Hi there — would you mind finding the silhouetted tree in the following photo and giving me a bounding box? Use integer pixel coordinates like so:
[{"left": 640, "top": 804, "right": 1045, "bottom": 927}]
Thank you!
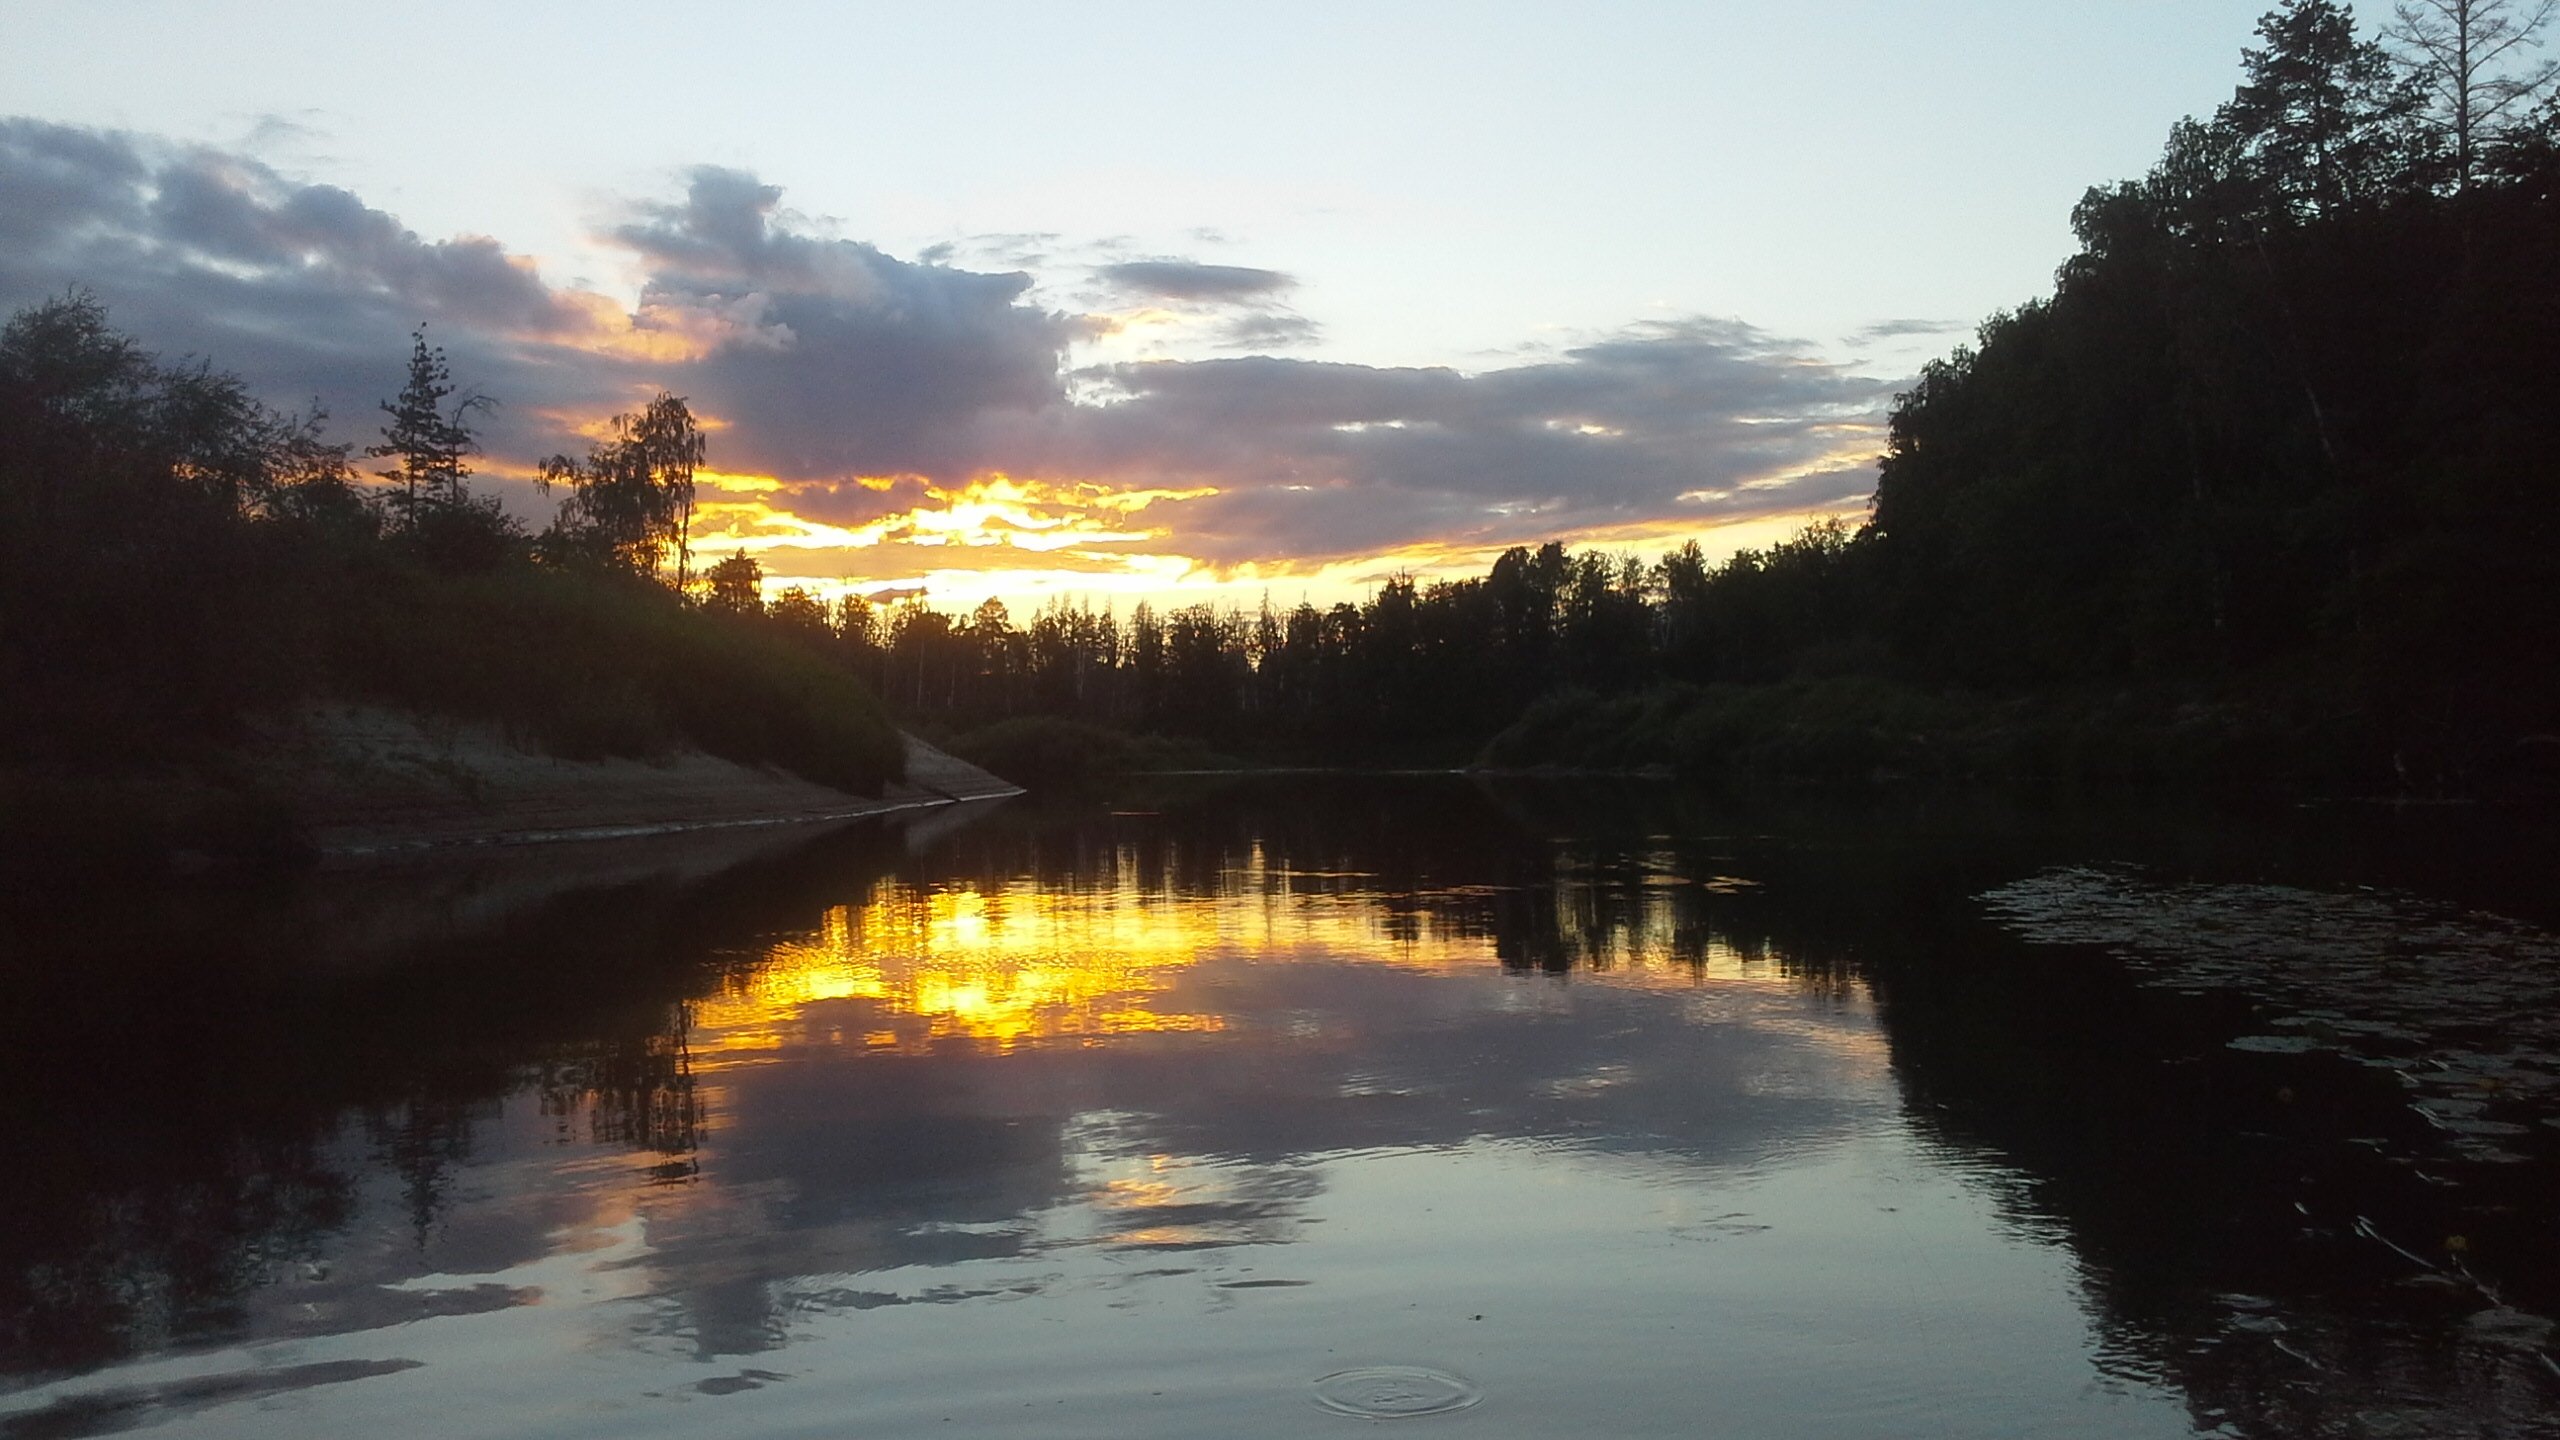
[
  {"left": 2226, "top": 0, "right": 2418, "bottom": 218},
  {"left": 536, "top": 393, "right": 704, "bottom": 581},
  {"left": 2386, "top": 0, "right": 2560, "bottom": 187},
  {"left": 704, "top": 549, "right": 763, "bottom": 618},
  {"left": 769, "top": 585, "right": 831, "bottom": 647},
  {"left": 368, "top": 328, "right": 519, "bottom": 571},
  {"left": 0, "top": 293, "right": 373, "bottom": 752},
  {"left": 888, "top": 598, "right": 959, "bottom": 711}
]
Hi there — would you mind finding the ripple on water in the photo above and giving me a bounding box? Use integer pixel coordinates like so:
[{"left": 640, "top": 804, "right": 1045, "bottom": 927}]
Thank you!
[{"left": 1312, "top": 1366, "right": 1484, "bottom": 1419}]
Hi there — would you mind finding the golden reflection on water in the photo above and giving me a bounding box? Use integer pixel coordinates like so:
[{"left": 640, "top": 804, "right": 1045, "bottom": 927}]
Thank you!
[{"left": 687, "top": 845, "right": 1845, "bottom": 1063}]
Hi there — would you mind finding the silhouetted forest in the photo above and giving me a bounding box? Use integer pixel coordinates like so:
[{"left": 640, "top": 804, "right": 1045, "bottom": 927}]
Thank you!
[
  {"left": 0, "top": 298, "right": 905, "bottom": 805},
  {"left": 7, "top": 1, "right": 2554, "bottom": 812},
  {"left": 1866, "top": 0, "right": 2560, "bottom": 775},
  {"left": 829, "top": 0, "right": 2556, "bottom": 790}
]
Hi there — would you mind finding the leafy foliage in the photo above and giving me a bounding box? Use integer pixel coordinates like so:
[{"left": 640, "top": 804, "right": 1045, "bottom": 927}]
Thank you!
[
  {"left": 1, "top": 292, "right": 371, "bottom": 754},
  {"left": 0, "top": 296, "right": 902, "bottom": 797},
  {"left": 535, "top": 393, "right": 704, "bottom": 580}
]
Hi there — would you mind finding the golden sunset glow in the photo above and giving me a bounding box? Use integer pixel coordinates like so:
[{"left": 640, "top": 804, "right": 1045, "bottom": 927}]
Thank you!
[
  {"left": 680, "top": 472, "right": 1210, "bottom": 591},
  {"left": 681, "top": 847, "right": 1868, "bottom": 1070},
  {"left": 715, "top": 495, "right": 1882, "bottom": 618},
  {"left": 688, "top": 877, "right": 1232, "bottom": 1056},
  {"left": 502, "top": 331, "right": 1883, "bottom": 617}
]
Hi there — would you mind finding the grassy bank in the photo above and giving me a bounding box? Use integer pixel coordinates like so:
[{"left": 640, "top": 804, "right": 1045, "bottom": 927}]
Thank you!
[{"left": 338, "top": 567, "right": 905, "bottom": 796}]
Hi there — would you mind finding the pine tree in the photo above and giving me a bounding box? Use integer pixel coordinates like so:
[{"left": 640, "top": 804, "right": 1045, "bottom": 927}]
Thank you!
[
  {"left": 367, "top": 328, "right": 479, "bottom": 531},
  {"left": 2224, "top": 0, "right": 2415, "bottom": 218}
]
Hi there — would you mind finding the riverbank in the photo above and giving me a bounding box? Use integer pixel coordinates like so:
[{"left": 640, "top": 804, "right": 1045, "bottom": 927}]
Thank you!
[
  {"left": 1, "top": 705, "right": 1021, "bottom": 876},
  {"left": 276, "top": 706, "right": 1021, "bottom": 856}
]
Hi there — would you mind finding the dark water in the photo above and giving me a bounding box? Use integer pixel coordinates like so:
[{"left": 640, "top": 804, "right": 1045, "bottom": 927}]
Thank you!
[{"left": 3, "top": 778, "right": 2557, "bottom": 1438}]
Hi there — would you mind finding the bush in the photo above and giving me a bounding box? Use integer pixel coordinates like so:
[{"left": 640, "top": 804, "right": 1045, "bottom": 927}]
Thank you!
[
  {"left": 947, "top": 716, "right": 1140, "bottom": 791},
  {"left": 335, "top": 567, "right": 906, "bottom": 795}
]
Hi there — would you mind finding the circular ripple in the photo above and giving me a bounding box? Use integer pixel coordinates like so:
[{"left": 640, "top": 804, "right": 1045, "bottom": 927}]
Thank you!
[{"left": 1311, "top": 1366, "right": 1483, "bottom": 1419}]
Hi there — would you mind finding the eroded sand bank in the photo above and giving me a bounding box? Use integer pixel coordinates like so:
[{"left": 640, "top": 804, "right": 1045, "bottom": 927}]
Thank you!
[{"left": 253, "top": 706, "right": 1018, "bottom": 856}]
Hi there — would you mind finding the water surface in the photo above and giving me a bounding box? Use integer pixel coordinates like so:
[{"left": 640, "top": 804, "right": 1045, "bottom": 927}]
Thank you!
[{"left": 4, "top": 779, "right": 2556, "bottom": 1438}]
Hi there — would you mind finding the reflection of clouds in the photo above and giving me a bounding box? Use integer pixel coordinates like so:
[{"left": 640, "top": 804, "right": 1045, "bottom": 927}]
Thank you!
[
  {"left": 1073, "top": 1137, "right": 1324, "bottom": 1254},
  {"left": 4, "top": 787, "right": 1890, "bottom": 1380},
  {"left": 593, "top": 838, "right": 1889, "bottom": 1355},
  {"left": 22, "top": 785, "right": 2550, "bottom": 1437}
]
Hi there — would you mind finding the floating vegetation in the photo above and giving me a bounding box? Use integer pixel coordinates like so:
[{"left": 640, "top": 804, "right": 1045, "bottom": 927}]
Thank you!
[{"left": 1981, "top": 868, "right": 2560, "bottom": 1164}]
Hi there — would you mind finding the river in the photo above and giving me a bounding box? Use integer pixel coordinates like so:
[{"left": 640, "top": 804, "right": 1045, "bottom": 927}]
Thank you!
[{"left": 4, "top": 777, "right": 2556, "bottom": 1438}]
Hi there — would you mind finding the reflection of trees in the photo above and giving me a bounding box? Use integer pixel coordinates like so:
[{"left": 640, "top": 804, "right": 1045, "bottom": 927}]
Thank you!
[
  {"left": 539, "top": 1004, "right": 703, "bottom": 1179},
  {"left": 19, "top": 778, "right": 2554, "bottom": 1436},
  {"left": 1, "top": 820, "right": 907, "bottom": 1377},
  {"left": 1871, "top": 908, "right": 2560, "bottom": 1439},
  {"left": 909, "top": 779, "right": 2560, "bottom": 1438},
  {"left": 1678, "top": 788, "right": 2560, "bottom": 1440},
  {"left": 919, "top": 776, "right": 1862, "bottom": 992},
  {"left": 363, "top": 1096, "right": 490, "bottom": 1250},
  {"left": 0, "top": 1133, "right": 349, "bottom": 1376}
]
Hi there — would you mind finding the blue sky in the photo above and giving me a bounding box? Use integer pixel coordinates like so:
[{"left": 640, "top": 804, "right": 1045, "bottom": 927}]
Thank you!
[{"left": 0, "top": 1, "right": 2403, "bottom": 608}]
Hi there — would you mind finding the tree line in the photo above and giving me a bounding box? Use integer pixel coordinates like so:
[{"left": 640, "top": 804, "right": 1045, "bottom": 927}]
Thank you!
[
  {"left": 709, "top": 0, "right": 2554, "bottom": 784},
  {"left": 10, "top": 0, "right": 2553, "bottom": 796},
  {"left": 701, "top": 525, "right": 1856, "bottom": 764},
  {"left": 1859, "top": 0, "right": 2560, "bottom": 775},
  {"left": 0, "top": 297, "right": 903, "bottom": 794}
]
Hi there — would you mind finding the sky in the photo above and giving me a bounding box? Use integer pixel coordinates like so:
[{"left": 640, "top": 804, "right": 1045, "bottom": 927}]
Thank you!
[{"left": 0, "top": 1, "right": 2398, "bottom": 614}]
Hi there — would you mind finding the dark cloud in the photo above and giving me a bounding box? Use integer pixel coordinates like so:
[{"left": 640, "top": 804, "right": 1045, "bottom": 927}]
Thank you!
[
  {"left": 0, "top": 132, "right": 1085, "bottom": 496},
  {"left": 1095, "top": 260, "right": 1295, "bottom": 304},
  {"left": 1841, "top": 317, "right": 1966, "bottom": 346},
  {"left": 972, "top": 318, "right": 1890, "bottom": 564},
  {"left": 613, "top": 166, "right": 1085, "bottom": 479},
  {"left": 1, "top": 121, "right": 1888, "bottom": 570},
  {"left": 0, "top": 120, "right": 149, "bottom": 247},
  {"left": 0, "top": 117, "right": 604, "bottom": 474},
  {"left": 1216, "top": 312, "right": 1322, "bottom": 351},
  {"left": 1087, "top": 257, "right": 1317, "bottom": 357},
  {"left": 725, "top": 473, "right": 938, "bottom": 530}
]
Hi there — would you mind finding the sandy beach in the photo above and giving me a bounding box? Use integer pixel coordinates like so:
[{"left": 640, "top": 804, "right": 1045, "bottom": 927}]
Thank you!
[{"left": 254, "top": 705, "right": 1019, "bottom": 857}]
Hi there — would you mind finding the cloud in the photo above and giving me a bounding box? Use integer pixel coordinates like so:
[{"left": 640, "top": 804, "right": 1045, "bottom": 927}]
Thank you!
[
  {"left": 0, "top": 120, "right": 148, "bottom": 248},
  {"left": 1215, "top": 312, "right": 1323, "bottom": 351},
  {"left": 1095, "top": 260, "right": 1295, "bottom": 304},
  {"left": 919, "top": 231, "right": 1062, "bottom": 271},
  {"left": 0, "top": 120, "right": 1891, "bottom": 582},
  {"left": 0, "top": 128, "right": 1081, "bottom": 488},
  {"left": 972, "top": 318, "right": 1890, "bottom": 565},
  {"left": 1085, "top": 256, "right": 1319, "bottom": 355},
  {"left": 610, "top": 166, "right": 1087, "bottom": 480},
  {"left": 0, "top": 117, "right": 605, "bottom": 468},
  {"left": 1840, "top": 317, "right": 1967, "bottom": 347}
]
